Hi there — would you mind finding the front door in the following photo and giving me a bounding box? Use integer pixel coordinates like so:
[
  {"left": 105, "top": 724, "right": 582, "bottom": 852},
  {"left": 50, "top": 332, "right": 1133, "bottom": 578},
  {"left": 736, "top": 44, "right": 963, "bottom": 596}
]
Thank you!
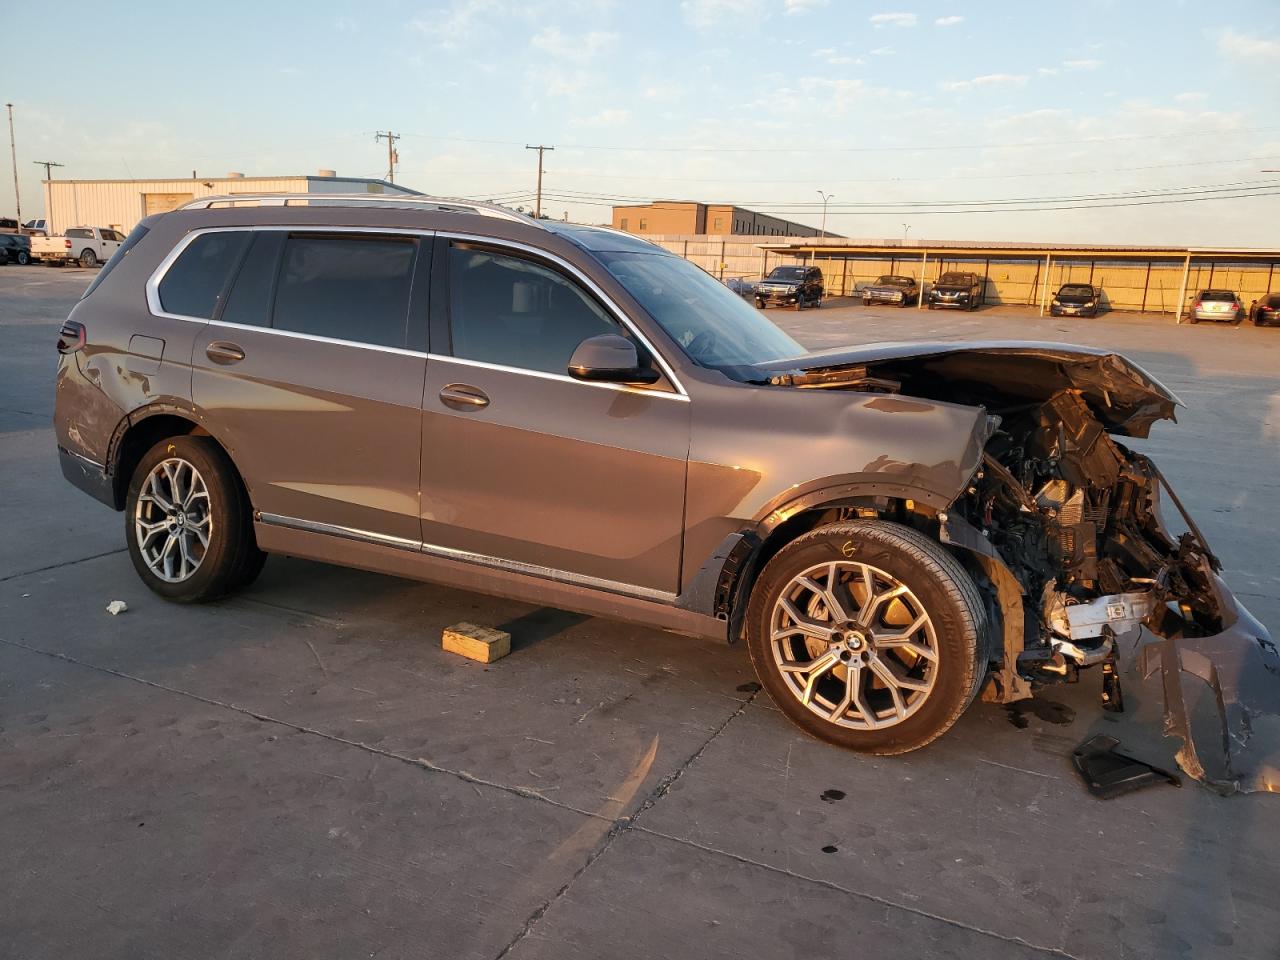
[
  {"left": 420, "top": 239, "right": 689, "bottom": 595},
  {"left": 179, "top": 228, "right": 429, "bottom": 543}
]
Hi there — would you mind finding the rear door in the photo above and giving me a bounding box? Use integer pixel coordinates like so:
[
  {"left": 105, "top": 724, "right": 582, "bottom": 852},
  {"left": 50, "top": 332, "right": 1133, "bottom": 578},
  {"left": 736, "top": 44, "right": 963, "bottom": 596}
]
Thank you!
[
  {"left": 176, "top": 228, "right": 429, "bottom": 543},
  {"left": 420, "top": 238, "right": 690, "bottom": 595}
]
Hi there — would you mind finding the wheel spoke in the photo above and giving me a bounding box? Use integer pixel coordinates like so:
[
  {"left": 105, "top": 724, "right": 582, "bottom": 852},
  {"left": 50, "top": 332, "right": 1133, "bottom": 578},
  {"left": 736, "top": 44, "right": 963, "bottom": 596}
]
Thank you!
[
  {"left": 868, "top": 657, "right": 908, "bottom": 718},
  {"left": 798, "top": 649, "right": 841, "bottom": 705},
  {"left": 875, "top": 613, "right": 932, "bottom": 649},
  {"left": 871, "top": 655, "right": 930, "bottom": 693},
  {"left": 858, "top": 582, "right": 909, "bottom": 627},
  {"left": 143, "top": 474, "right": 174, "bottom": 512},
  {"left": 774, "top": 596, "right": 835, "bottom": 642},
  {"left": 845, "top": 665, "right": 879, "bottom": 727},
  {"left": 136, "top": 518, "right": 168, "bottom": 548}
]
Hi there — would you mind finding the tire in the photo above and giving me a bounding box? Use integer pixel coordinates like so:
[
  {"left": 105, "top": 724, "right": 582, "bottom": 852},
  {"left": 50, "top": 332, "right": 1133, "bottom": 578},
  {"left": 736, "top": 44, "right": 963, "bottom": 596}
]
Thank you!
[
  {"left": 863, "top": 298, "right": 871, "bottom": 307},
  {"left": 79, "top": 249, "right": 97, "bottom": 268},
  {"left": 756, "top": 300, "right": 765, "bottom": 310},
  {"left": 745, "top": 520, "right": 989, "bottom": 755},
  {"left": 16, "top": 250, "right": 28, "bottom": 265},
  {"left": 125, "top": 435, "right": 265, "bottom": 603},
  {"left": 927, "top": 303, "right": 935, "bottom": 310}
]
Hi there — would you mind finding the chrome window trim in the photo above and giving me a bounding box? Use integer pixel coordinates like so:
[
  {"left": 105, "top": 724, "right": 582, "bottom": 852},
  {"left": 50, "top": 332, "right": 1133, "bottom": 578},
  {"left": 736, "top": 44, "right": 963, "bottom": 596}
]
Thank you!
[
  {"left": 179, "top": 192, "right": 540, "bottom": 228},
  {"left": 437, "top": 230, "right": 688, "bottom": 398},
  {"left": 256, "top": 511, "right": 677, "bottom": 604},
  {"left": 426, "top": 352, "right": 689, "bottom": 402}
]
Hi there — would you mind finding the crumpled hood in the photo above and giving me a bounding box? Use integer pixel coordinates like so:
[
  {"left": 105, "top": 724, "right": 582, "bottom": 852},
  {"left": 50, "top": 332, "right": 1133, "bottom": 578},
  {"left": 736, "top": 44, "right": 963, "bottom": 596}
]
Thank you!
[{"left": 755, "top": 340, "right": 1182, "bottom": 438}]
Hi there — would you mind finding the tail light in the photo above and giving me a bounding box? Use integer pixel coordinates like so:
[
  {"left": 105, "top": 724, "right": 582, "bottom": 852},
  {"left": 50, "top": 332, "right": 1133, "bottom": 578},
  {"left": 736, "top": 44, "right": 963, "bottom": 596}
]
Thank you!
[
  {"left": 57, "top": 320, "right": 86, "bottom": 354},
  {"left": 63, "top": 239, "right": 72, "bottom": 249},
  {"left": 1193, "top": 301, "right": 1202, "bottom": 310}
]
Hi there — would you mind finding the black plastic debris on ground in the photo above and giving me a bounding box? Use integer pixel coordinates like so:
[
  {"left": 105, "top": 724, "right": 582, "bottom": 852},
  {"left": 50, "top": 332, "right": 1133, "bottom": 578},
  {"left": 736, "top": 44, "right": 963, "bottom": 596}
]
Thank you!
[{"left": 1072, "top": 734, "right": 1180, "bottom": 799}]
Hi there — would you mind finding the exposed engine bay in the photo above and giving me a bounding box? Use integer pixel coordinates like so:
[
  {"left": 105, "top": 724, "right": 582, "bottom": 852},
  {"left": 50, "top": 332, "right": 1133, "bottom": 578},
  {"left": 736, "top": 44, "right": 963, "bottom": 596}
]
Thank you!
[{"left": 763, "top": 342, "right": 1280, "bottom": 792}]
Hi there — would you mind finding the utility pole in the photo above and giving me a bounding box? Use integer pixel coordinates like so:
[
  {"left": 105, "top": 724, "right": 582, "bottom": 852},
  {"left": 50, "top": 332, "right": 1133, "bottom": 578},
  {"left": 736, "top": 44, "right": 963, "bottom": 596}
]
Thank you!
[
  {"left": 5, "top": 104, "right": 19, "bottom": 224},
  {"left": 902, "top": 223, "right": 911, "bottom": 241},
  {"left": 375, "top": 131, "right": 400, "bottom": 183},
  {"left": 816, "top": 190, "right": 834, "bottom": 239},
  {"left": 526, "top": 144, "right": 554, "bottom": 219},
  {"left": 33, "top": 159, "right": 64, "bottom": 181}
]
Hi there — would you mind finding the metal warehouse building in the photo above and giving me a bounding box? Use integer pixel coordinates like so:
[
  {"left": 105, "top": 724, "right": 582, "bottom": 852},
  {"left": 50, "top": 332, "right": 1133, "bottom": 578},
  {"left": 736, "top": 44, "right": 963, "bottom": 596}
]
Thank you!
[{"left": 40, "top": 171, "right": 418, "bottom": 236}]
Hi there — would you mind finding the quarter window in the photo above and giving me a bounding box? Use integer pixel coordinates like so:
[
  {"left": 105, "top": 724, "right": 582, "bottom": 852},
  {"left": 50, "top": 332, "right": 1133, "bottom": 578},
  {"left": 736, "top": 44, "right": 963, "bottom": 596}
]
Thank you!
[
  {"left": 447, "top": 244, "right": 617, "bottom": 375},
  {"left": 272, "top": 235, "right": 416, "bottom": 348},
  {"left": 157, "top": 231, "right": 251, "bottom": 319}
]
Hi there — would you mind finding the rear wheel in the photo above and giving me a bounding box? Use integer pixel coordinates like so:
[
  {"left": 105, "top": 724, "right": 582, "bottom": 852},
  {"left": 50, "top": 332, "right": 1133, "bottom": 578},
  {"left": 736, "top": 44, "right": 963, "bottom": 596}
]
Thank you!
[
  {"left": 125, "top": 435, "right": 265, "bottom": 603},
  {"left": 746, "top": 520, "right": 988, "bottom": 755},
  {"left": 79, "top": 249, "right": 97, "bottom": 268},
  {"left": 15, "top": 250, "right": 28, "bottom": 265}
]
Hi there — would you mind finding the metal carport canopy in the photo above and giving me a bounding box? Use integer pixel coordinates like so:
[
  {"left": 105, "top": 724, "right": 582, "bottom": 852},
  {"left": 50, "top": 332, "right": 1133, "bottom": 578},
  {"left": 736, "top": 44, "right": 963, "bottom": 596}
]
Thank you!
[{"left": 752, "top": 239, "right": 1280, "bottom": 261}]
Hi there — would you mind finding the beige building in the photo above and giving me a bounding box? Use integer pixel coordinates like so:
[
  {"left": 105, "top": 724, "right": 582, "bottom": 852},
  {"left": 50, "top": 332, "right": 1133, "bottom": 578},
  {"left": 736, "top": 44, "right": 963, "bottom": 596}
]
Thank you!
[
  {"left": 40, "top": 171, "right": 418, "bottom": 236},
  {"left": 611, "top": 201, "right": 828, "bottom": 238}
]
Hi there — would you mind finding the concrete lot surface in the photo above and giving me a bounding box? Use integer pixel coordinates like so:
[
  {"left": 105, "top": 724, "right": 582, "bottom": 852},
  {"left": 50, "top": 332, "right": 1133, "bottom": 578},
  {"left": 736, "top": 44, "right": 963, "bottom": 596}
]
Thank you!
[{"left": 3, "top": 265, "right": 1279, "bottom": 959}]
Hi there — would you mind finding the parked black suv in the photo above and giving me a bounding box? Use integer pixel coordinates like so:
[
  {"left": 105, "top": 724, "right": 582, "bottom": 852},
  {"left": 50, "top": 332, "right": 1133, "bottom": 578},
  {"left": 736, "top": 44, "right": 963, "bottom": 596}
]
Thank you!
[
  {"left": 927, "top": 271, "right": 984, "bottom": 311},
  {"left": 755, "top": 265, "right": 823, "bottom": 310}
]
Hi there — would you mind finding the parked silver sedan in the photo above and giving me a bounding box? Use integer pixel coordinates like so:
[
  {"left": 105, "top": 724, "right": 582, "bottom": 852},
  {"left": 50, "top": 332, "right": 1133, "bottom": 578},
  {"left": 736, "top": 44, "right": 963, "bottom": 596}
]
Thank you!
[{"left": 1190, "top": 289, "right": 1245, "bottom": 324}]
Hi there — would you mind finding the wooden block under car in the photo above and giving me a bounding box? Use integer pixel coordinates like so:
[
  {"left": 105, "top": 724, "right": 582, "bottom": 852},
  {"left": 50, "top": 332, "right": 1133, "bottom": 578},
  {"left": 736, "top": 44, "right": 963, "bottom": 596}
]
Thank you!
[{"left": 442, "top": 622, "right": 511, "bottom": 663}]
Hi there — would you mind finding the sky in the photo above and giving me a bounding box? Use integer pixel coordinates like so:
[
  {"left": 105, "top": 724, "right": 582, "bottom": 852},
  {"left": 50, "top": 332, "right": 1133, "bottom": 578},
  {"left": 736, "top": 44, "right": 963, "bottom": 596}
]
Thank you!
[{"left": 5, "top": 0, "right": 1280, "bottom": 245}]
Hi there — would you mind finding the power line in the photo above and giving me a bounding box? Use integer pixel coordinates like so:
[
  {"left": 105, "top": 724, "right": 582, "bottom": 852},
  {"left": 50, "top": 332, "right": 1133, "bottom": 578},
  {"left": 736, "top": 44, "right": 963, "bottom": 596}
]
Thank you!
[
  {"left": 33, "top": 158, "right": 64, "bottom": 181},
  {"left": 397, "top": 125, "right": 1280, "bottom": 155}
]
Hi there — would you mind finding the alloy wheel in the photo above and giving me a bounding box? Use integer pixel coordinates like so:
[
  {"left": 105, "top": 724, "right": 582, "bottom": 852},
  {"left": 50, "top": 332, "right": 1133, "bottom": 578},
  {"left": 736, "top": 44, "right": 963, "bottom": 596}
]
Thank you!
[
  {"left": 133, "top": 457, "right": 212, "bottom": 582},
  {"left": 769, "top": 560, "right": 939, "bottom": 730}
]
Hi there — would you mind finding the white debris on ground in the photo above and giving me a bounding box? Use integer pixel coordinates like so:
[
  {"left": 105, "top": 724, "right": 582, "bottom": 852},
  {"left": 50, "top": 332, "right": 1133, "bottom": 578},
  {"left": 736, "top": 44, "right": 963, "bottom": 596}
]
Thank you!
[{"left": 106, "top": 600, "right": 128, "bottom": 616}]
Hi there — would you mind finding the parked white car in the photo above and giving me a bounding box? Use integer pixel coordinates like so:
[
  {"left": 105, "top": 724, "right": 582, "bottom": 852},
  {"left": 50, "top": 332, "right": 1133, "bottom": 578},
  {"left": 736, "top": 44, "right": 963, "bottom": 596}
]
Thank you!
[
  {"left": 22, "top": 218, "right": 50, "bottom": 236},
  {"left": 31, "top": 226, "right": 125, "bottom": 267}
]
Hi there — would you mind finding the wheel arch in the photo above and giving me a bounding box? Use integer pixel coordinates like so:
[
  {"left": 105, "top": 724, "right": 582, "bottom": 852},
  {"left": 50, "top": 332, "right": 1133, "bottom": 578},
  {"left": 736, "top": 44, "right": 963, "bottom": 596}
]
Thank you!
[{"left": 106, "top": 403, "right": 232, "bottom": 510}]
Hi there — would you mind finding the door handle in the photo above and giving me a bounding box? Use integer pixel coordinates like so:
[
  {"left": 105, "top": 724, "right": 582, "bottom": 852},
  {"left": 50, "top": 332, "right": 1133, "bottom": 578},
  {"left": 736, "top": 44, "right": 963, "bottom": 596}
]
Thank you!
[
  {"left": 206, "top": 340, "right": 246, "bottom": 365},
  {"left": 439, "top": 383, "right": 490, "bottom": 410}
]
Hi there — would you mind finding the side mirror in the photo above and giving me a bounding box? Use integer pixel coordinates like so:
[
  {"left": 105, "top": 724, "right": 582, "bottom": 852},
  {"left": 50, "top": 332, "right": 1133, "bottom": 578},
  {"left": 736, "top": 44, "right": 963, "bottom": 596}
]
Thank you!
[{"left": 568, "top": 334, "right": 660, "bottom": 385}]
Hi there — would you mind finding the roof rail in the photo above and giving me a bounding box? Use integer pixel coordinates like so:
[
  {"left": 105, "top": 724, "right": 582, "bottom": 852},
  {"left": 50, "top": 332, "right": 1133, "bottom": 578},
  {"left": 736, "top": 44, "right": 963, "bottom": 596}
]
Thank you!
[{"left": 177, "top": 192, "right": 541, "bottom": 227}]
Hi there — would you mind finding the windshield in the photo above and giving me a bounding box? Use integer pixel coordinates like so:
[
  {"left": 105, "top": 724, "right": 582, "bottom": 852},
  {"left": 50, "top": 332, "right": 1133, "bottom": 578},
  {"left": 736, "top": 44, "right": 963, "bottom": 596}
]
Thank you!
[
  {"left": 877, "top": 276, "right": 912, "bottom": 286},
  {"left": 1059, "top": 285, "right": 1093, "bottom": 296},
  {"left": 765, "top": 267, "right": 806, "bottom": 281},
  {"left": 599, "top": 252, "right": 803, "bottom": 369},
  {"left": 937, "top": 272, "right": 971, "bottom": 285}
]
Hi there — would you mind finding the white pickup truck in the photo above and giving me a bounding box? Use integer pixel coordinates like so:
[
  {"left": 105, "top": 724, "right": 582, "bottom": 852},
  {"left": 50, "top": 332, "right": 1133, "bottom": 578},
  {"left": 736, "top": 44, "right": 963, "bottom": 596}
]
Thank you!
[{"left": 31, "top": 226, "right": 126, "bottom": 267}]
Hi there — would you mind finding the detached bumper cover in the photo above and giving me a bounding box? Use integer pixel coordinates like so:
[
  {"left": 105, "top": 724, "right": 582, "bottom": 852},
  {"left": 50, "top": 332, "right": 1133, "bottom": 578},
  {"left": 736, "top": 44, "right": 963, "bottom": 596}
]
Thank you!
[
  {"left": 58, "top": 445, "right": 115, "bottom": 508},
  {"left": 1137, "top": 576, "right": 1280, "bottom": 794}
]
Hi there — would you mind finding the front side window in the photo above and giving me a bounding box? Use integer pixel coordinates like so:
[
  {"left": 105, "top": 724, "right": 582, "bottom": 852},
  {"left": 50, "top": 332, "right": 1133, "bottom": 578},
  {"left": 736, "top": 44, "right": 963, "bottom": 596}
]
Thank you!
[
  {"left": 272, "top": 235, "right": 416, "bottom": 348},
  {"left": 157, "top": 231, "right": 250, "bottom": 319},
  {"left": 447, "top": 245, "right": 617, "bottom": 375},
  {"left": 600, "top": 251, "right": 802, "bottom": 371}
]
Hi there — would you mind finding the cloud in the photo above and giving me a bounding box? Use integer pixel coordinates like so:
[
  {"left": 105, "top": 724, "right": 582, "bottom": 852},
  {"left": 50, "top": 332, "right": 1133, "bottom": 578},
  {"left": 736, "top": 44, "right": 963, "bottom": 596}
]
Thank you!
[
  {"left": 870, "top": 46, "right": 894, "bottom": 56},
  {"left": 785, "top": 0, "right": 828, "bottom": 12},
  {"left": 869, "top": 11, "right": 917, "bottom": 27},
  {"left": 1218, "top": 28, "right": 1280, "bottom": 58},
  {"left": 812, "top": 46, "right": 862, "bottom": 65},
  {"left": 1063, "top": 58, "right": 1102, "bottom": 70},
  {"left": 530, "top": 26, "right": 618, "bottom": 61},
  {"left": 573, "top": 108, "right": 631, "bottom": 127},
  {"left": 941, "top": 73, "right": 1029, "bottom": 92},
  {"left": 1174, "top": 91, "right": 1208, "bottom": 103},
  {"left": 681, "top": 0, "right": 763, "bottom": 28},
  {"left": 934, "top": 15, "right": 963, "bottom": 26},
  {"left": 1037, "top": 67, "right": 1060, "bottom": 76}
]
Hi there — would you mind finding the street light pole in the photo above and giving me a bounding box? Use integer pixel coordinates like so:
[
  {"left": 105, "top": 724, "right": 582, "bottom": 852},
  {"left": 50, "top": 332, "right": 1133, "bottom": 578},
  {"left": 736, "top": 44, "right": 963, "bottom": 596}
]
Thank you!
[
  {"left": 5, "top": 104, "right": 20, "bottom": 226},
  {"left": 817, "top": 190, "right": 833, "bottom": 238},
  {"left": 902, "top": 223, "right": 911, "bottom": 241}
]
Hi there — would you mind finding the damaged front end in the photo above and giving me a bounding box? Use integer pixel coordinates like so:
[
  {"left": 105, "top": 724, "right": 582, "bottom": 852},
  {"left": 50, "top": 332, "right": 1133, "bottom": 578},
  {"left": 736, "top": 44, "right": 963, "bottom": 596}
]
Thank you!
[{"left": 773, "top": 342, "right": 1280, "bottom": 792}]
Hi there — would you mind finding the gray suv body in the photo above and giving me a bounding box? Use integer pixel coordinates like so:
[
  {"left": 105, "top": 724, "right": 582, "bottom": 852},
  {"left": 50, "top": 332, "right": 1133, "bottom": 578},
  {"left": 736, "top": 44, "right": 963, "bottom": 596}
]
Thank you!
[{"left": 52, "top": 195, "right": 1276, "bottom": 778}]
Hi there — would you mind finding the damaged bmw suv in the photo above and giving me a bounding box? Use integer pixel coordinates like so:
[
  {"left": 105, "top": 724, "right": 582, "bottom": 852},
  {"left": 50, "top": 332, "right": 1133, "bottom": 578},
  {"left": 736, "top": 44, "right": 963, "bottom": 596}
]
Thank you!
[{"left": 54, "top": 195, "right": 1275, "bottom": 780}]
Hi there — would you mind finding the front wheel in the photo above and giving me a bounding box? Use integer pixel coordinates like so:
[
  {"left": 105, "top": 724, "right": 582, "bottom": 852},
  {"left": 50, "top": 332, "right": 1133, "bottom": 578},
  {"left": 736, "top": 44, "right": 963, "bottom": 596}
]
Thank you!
[
  {"left": 125, "top": 435, "right": 265, "bottom": 603},
  {"left": 745, "top": 520, "right": 989, "bottom": 755}
]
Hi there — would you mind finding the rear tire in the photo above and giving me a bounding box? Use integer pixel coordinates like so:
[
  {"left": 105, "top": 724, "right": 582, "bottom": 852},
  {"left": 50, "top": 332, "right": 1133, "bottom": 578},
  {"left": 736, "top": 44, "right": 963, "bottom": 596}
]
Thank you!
[
  {"left": 746, "top": 520, "right": 989, "bottom": 755},
  {"left": 125, "top": 435, "right": 265, "bottom": 603},
  {"left": 79, "top": 249, "right": 97, "bottom": 268}
]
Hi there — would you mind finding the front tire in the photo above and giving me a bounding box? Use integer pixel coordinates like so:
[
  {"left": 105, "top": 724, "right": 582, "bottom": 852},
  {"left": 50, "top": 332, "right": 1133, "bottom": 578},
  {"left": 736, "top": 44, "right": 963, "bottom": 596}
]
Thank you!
[
  {"left": 746, "top": 520, "right": 988, "bottom": 755},
  {"left": 125, "top": 435, "right": 265, "bottom": 603}
]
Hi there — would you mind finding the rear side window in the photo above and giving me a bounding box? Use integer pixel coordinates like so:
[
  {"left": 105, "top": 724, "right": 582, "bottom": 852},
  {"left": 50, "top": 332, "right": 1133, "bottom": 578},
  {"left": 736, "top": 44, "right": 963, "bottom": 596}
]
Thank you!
[
  {"left": 220, "top": 232, "right": 284, "bottom": 328},
  {"left": 272, "top": 235, "right": 416, "bottom": 348},
  {"left": 157, "top": 231, "right": 251, "bottom": 319},
  {"left": 66, "top": 228, "right": 93, "bottom": 239},
  {"left": 447, "top": 244, "right": 616, "bottom": 375},
  {"left": 82, "top": 222, "right": 152, "bottom": 300}
]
